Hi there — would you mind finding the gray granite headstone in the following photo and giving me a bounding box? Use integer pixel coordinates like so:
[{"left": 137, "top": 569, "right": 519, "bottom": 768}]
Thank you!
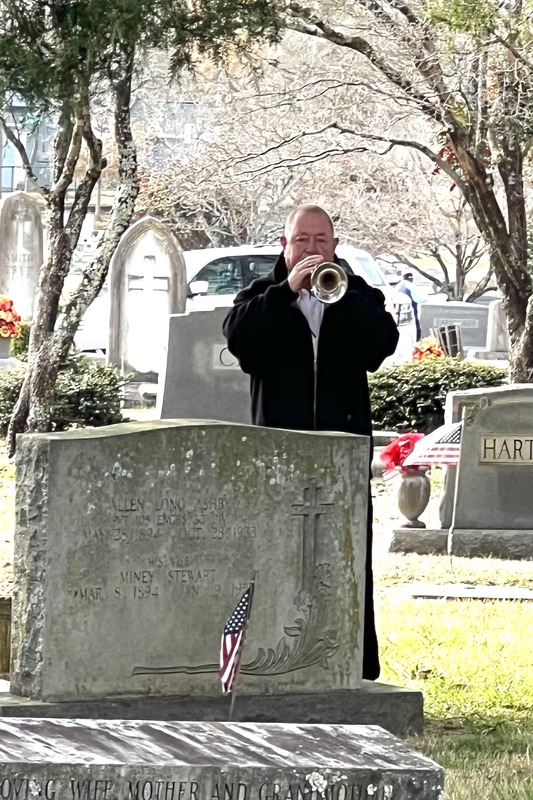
[
  {"left": 391, "top": 385, "right": 533, "bottom": 558},
  {"left": 419, "top": 301, "right": 488, "bottom": 348},
  {"left": 13, "top": 421, "right": 369, "bottom": 703},
  {"left": 486, "top": 300, "right": 509, "bottom": 354},
  {"left": 158, "top": 308, "right": 250, "bottom": 423},
  {"left": 108, "top": 217, "right": 187, "bottom": 379},
  {"left": 0, "top": 719, "right": 444, "bottom": 800},
  {"left": 0, "top": 192, "right": 43, "bottom": 319},
  {"left": 453, "top": 384, "right": 533, "bottom": 530}
]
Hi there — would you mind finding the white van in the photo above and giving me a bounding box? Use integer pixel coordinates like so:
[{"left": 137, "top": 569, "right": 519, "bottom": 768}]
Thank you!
[{"left": 74, "top": 243, "right": 416, "bottom": 364}]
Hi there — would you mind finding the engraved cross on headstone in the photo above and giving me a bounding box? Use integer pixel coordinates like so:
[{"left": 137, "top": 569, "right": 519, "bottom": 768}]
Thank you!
[
  {"left": 128, "top": 254, "right": 170, "bottom": 295},
  {"left": 292, "top": 480, "right": 333, "bottom": 594}
]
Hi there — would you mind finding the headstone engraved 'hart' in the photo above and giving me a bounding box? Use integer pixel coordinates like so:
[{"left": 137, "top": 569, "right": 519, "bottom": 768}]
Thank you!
[
  {"left": 391, "top": 384, "right": 533, "bottom": 559},
  {"left": 453, "top": 385, "right": 533, "bottom": 536},
  {"left": 12, "top": 421, "right": 369, "bottom": 703},
  {"left": 0, "top": 720, "right": 445, "bottom": 800}
]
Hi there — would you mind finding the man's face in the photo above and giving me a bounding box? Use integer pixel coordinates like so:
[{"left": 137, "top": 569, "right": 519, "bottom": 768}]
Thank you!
[{"left": 281, "top": 211, "right": 338, "bottom": 271}]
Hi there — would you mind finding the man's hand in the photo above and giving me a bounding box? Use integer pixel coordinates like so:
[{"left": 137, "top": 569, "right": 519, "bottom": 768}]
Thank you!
[{"left": 287, "top": 255, "right": 324, "bottom": 293}]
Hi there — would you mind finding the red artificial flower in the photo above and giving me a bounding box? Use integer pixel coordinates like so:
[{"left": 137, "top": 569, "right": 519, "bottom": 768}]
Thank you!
[
  {"left": 380, "top": 432, "right": 426, "bottom": 478},
  {"left": 0, "top": 296, "right": 22, "bottom": 339},
  {"left": 413, "top": 335, "right": 445, "bottom": 360}
]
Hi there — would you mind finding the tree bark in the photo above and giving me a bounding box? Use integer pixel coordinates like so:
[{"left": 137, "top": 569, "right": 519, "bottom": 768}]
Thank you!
[{"left": 7, "top": 44, "right": 139, "bottom": 456}]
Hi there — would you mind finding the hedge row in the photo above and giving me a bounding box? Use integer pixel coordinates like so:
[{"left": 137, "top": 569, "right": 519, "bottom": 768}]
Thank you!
[
  {"left": 369, "top": 357, "right": 508, "bottom": 433},
  {"left": 0, "top": 353, "right": 124, "bottom": 436}
]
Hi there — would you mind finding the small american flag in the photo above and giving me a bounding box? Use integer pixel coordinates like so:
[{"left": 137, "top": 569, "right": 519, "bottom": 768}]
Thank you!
[
  {"left": 219, "top": 585, "right": 254, "bottom": 694},
  {"left": 403, "top": 421, "right": 462, "bottom": 467}
]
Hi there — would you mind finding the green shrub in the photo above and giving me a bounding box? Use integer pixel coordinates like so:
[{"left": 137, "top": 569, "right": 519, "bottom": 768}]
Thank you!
[
  {"left": 0, "top": 355, "right": 125, "bottom": 436},
  {"left": 369, "top": 357, "right": 508, "bottom": 433},
  {"left": 9, "top": 322, "right": 31, "bottom": 360},
  {"left": 0, "top": 366, "right": 26, "bottom": 436},
  {"left": 52, "top": 355, "right": 125, "bottom": 430}
]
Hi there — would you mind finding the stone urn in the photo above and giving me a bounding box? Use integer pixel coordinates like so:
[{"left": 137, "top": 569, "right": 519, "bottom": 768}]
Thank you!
[
  {"left": 0, "top": 336, "right": 22, "bottom": 372},
  {"left": 397, "top": 466, "right": 431, "bottom": 528},
  {"left": 0, "top": 336, "right": 10, "bottom": 359}
]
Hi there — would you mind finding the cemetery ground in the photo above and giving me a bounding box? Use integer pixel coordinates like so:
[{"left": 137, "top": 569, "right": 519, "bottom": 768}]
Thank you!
[{"left": 0, "top": 444, "right": 532, "bottom": 800}]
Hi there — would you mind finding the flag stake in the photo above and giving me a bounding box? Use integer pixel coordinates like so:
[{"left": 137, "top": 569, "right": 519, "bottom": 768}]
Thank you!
[{"left": 448, "top": 419, "right": 465, "bottom": 573}]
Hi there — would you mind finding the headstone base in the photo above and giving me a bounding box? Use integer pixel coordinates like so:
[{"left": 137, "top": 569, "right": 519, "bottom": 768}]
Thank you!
[
  {"left": 390, "top": 528, "right": 533, "bottom": 559},
  {"left": 0, "top": 681, "right": 423, "bottom": 737}
]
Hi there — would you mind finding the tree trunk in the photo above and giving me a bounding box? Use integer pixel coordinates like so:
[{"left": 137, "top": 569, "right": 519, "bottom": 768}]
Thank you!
[
  {"left": 451, "top": 144, "right": 532, "bottom": 380},
  {"left": 7, "top": 45, "right": 139, "bottom": 456}
]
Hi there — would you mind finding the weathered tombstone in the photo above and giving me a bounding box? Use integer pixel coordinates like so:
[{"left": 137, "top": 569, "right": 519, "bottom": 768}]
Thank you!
[
  {"left": 108, "top": 217, "right": 187, "bottom": 379},
  {"left": 419, "top": 301, "right": 489, "bottom": 349},
  {"left": 8, "top": 420, "right": 422, "bottom": 734},
  {"left": 391, "top": 385, "right": 533, "bottom": 559},
  {"left": 0, "top": 192, "right": 43, "bottom": 319},
  {"left": 0, "top": 720, "right": 444, "bottom": 800},
  {"left": 158, "top": 308, "right": 250, "bottom": 422},
  {"left": 470, "top": 299, "right": 509, "bottom": 360}
]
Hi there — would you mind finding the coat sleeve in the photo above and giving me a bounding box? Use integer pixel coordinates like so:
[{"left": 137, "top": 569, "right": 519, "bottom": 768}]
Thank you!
[
  {"left": 222, "top": 278, "right": 300, "bottom": 376},
  {"left": 337, "top": 277, "right": 400, "bottom": 372}
]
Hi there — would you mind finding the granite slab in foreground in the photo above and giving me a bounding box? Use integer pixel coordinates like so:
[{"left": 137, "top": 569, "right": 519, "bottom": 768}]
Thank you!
[{"left": 0, "top": 719, "right": 444, "bottom": 800}]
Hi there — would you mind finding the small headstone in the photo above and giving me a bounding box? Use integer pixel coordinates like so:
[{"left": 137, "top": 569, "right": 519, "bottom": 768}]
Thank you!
[
  {"left": 158, "top": 308, "right": 250, "bottom": 422},
  {"left": 12, "top": 421, "right": 369, "bottom": 703},
  {"left": 0, "top": 191, "right": 43, "bottom": 319},
  {"left": 107, "top": 217, "right": 187, "bottom": 379},
  {"left": 453, "top": 384, "right": 533, "bottom": 531},
  {"left": 486, "top": 299, "right": 509, "bottom": 354},
  {"left": 0, "top": 720, "right": 444, "bottom": 800},
  {"left": 419, "top": 301, "right": 488, "bottom": 349},
  {"left": 392, "top": 385, "right": 533, "bottom": 559},
  {"left": 406, "top": 583, "right": 533, "bottom": 601}
]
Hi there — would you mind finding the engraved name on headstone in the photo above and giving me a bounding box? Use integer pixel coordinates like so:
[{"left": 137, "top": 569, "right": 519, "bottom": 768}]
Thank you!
[{"left": 479, "top": 434, "right": 533, "bottom": 463}]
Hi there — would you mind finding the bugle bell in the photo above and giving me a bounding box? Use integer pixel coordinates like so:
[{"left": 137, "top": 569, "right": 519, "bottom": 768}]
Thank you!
[{"left": 310, "top": 261, "right": 348, "bottom": 304}]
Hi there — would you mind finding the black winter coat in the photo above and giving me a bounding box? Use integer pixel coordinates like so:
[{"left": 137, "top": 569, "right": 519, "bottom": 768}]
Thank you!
[
  {"left": 223, "top": 253, "right": 399, "bottom": 436},
  {"left": 223, "top": 252, "right": 399, "bottom": 680}
]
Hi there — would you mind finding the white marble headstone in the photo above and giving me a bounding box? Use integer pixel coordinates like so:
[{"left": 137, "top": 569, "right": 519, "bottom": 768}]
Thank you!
[
  {"left": 0, "top": 191, "right": 44, "bottom": 318},
  {"left": 107, "top": 217, "right": 187, "bottom": 377}
]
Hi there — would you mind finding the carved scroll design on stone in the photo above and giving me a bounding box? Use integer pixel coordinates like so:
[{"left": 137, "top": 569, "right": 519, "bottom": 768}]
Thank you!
[
  {"left": 132, "top": 482, "right": 340, "bottom": 678},
  {"left": 463, "top": 396, "right": 490, "bottom": 427},
  {"left": 241, "top": 564, "right": 339, "bottom": 675}
]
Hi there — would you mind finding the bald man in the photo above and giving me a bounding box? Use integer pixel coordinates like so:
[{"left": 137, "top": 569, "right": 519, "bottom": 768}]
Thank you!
[{"left": 223, "top": 205, "right": 399, "bottom": 679}]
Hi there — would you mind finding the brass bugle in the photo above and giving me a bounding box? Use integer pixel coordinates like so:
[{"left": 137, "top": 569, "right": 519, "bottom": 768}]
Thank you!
[{"left": 310, "top": 261, "right": 348, "bottom": 304}]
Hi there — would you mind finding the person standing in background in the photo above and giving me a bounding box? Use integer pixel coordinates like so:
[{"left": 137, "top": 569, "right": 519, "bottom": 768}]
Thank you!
[{"left": 223, "top": 204, "right": 399, "bottom": 679}]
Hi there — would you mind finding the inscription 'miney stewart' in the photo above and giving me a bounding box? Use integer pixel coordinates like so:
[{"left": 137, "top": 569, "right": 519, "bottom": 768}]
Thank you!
[{"left": 480, "top": 435, "right": 533, "bottom": 463}]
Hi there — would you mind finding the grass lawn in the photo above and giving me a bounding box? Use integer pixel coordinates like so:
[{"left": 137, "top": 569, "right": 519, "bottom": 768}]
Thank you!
[
  {"left": 378, "top": 594, "right": 533, "bottom": 799},
  {"left": 1, "top": 439, "right": 532, "bottom": 798}
]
